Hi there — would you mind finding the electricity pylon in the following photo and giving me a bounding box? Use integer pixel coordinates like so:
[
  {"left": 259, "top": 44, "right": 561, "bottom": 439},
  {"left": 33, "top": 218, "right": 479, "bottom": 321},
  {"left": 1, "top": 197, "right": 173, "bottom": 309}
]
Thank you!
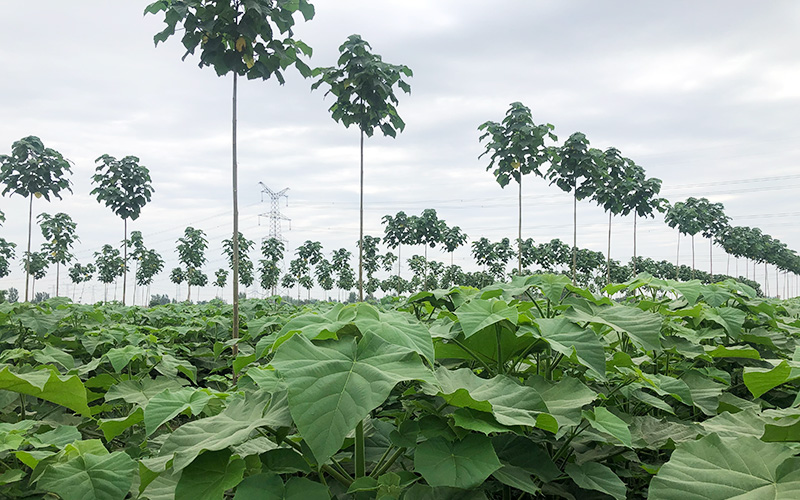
[{"left": 258, "top": 182, "right": 290, "bottom": 242}]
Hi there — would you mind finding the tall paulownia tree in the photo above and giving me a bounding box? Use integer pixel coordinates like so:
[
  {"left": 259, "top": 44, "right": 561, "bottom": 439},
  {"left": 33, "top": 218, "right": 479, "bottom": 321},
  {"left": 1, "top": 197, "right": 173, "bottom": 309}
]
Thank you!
[
  {"left": 94, "top": 244, "right": 123, "bottom": 303},
  {"left": 664, "top": 198, "right": 704, "bottom": 279},
  {"left": 91, "top": 154, "right": 153, "bottom": 305},
  {"left": 592, "top": 148, "right": 634, "bottom": 284},
  {"left": 259, "top": 237, "right": 284, "bottom": 296},
  {"left": 136, "top": 249, "right": 164, "bottom": 305},
  {"left": 547, "top": 132, "right": 601, "bottom": 283},
  {"left": 38, "top": 212, "right": 78, "bottom": 298},
  {"left": 0, "top": 136, "right": 72, "bottom": 301},
  {"left": 176, "top": 227, "right": 208, "bottom": 302},
  {"left": 147, "top": 0, "right": 315, "bottom": 349},
  {"left": 382, "top": 211, "right": 415, "bottom": 276},
  {"left": 626, "top": 167, "right": 665, "bottom": 276},
  {"left": 312, "top": 34, "right": 412, "bottom": 304},
  {"left": 479, "top": 102, "right": 556, "bottom": 275}
]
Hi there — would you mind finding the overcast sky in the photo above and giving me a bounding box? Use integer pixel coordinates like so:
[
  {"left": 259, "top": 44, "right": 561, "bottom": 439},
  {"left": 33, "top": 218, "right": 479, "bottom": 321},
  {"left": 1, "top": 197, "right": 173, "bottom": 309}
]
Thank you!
[{"left": 1, "top": 1, "right": 799, "bottom": 303}]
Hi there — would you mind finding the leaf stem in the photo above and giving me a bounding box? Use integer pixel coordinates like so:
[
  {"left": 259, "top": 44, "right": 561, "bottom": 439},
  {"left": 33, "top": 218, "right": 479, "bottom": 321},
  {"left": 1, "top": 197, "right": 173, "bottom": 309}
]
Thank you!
[
  {"left": 372, "top": 447, "right": 406, "bottom": 477},
  {"left": 525, "top": 291, "right": 545, "bottom": 318},
  {"left": 355, "top": 420, "right": 366, "bottom": 478},
  {"left": 451, "top": 338, "right": 494, "bottom": 375},
  {"left": 369, "top": 445, "right": 394, "bottom": 478},
  {"left": 495, "top": 323, "right": 504, "bottom": 374}
]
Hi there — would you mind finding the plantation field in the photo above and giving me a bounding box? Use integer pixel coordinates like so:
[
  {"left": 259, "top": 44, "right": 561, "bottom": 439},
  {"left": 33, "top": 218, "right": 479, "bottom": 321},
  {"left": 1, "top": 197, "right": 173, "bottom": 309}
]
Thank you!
[{"left": 2, "top": 274, "right": 800, "bottom": 499}]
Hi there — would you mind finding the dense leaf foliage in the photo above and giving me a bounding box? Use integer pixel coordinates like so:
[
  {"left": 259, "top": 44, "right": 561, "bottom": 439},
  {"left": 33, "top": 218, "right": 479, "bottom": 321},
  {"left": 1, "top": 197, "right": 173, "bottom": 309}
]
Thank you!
[{"left": 1, "top": 275, "right": 800, "bottom": 498}]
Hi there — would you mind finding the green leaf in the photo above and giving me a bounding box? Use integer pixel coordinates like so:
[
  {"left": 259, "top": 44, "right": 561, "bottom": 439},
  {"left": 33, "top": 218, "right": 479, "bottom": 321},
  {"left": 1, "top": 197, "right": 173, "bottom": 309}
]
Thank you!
[
  {"left": 0, "top": 364, "right": 90, "bottom": 416},
  {"left": 97, "top": 407, "right": 143, "bottom": 441},
  {"left": 649, "top": 434, "right": 800, "bottom": 499},
  {"left": 32, "top": 345, "right": 75, "bottom": 370},
  {"left": 682, "top": 371, "right": 726, "bottom": 416},
  {"left": 583, "top": 407, "right": 632, "bottom": 447},
  {"left": 36, "top": 451, "right": 136, "bottom": 500},
  {"left": 491, "top": 465, "right": 540, "bottom": 495},
  {"left": 105, "top": 377, "right": 186, "bottom": 407},
  {"left": 272, "top": 333, "right": 430, "bottom": 464},
  {"left": 414, "top": 435, "right": 501, "bottom": 489},
  {"left": 427, "top": 367, "right": 552, "bottom": 430},
  {"left": 702, "top": 307, "right": 746, "bottom": 339},
  {"left": 159, "top": 390, "right": 291, "bottom": 472},
  {"left": 0, "top": 468, "right": 26, "bottom": 485},
  {"left": 744, "top": 361, "right": 795, "bottom": 398},
  {"left": 354, "top": 308, "right": 435, "bottom": 363},
  {"left": 565, "top": 461, "right": 626, "bottom": 500},
  {"left": 565, "top": 304, "right": 662, "bottom": 353},
  {"left": 402, "top": 484, "right": 489, "bottom": 500},
  {"left": 526, "top": 376, "right": 598, "bottom": 431},
  {"left": 706, "top": 344, "right": 761, "bottom": 360},
  {"left": 175, "top": 449, "right": 245, "bottom": 500},
  {"left": 530, "top": 317, "right": 606, "bottom": 380},
  {"left": 144, "top": 387, "right": 213, "bottom": 436},
  {"left": 455, "top": 299, "right": 518, "bottom": 338},
  {"left": 105, "top": 345, "right": 145, "bottom": 373},
  {"left": 233, "top": 473, "right": 329, "bottom": 500}
]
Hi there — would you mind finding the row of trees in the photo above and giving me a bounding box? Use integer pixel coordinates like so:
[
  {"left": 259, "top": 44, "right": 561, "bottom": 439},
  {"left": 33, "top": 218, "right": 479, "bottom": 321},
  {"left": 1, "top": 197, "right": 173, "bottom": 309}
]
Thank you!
[
  {"left": 479, "top": 104, "right": 665, "bottom": 284},
  {"left": 478, "top": 102, "right": 800, "bottom": 294},
  {"left": 0, "top": 136, "right": 153, "bottom": 304},
  {"left": 2, "top": 198, "right": 799, "bottom": 302}
]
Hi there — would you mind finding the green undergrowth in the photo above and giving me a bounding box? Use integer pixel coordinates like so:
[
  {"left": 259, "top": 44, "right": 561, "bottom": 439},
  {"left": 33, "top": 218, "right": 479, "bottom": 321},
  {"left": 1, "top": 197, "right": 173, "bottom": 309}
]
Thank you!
[{"left": 1, "top": 273, "right": 800, "bottom": 499}]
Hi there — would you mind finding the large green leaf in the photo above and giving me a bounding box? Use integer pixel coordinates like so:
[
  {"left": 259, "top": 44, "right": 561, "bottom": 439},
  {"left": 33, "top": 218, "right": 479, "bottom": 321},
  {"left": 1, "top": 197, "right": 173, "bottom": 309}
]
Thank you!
[
  {"left": 144, "top": 387, "right": 214, "bottom": 436},
  {"left": 583, "top": 407, "right": 631, "bottom": 447},
  {"left": 526, "top": 376, "right": 598, "bottom": 431},
  {"left": 702, "top": 307, "right": 746, "bottom": 339},
  {"left": 174, "top": 449, "right": 245, "bottom": 500},
  {"left": 455, "top": 299, "right": 518, "bottom": 338},
  {"left": 744, "top": 361, "right": 800, "bottom": 399},
  {"left": 426, "top": 367, "right": 553, "bottom": 431},
  {"left": 105, "top": 377, "right": 187, "bottom": 407},
  {"left": 104, "top": 345, "right": 146, "bottom": 373},
  {"left": 528, "top": 273, "right": 571, "bottom": 304},
  {"left": 649, "top": 434, "right": 800, "bottom": 499},
  {"left": 36, "top": 451, "right": 136, "bottom": 500},
  {"left": 353, "top": 307, "right": 435, "bottom": 363},
  {"left": 529, "top": 317, "right": 606, "bottom": 381},
  {"left": 566, "top": 461, "right": 626, "bottom": 500},
  {"left": 233, "top": 473, "right": 330, "bottom": 500},
  {"left": 159, "top": 390, "right": 291, "bottom": 472},
  {"left": 414, "top": 435, "right": 501, "bottom": 489},
  {"left": 97, "top": 407, "right": 143, "bottom": 441},
  {"left": 271, "top": 333, "right": 431, "bottom": 464},
  {"left": 564, "top": 305, "right": 662, "bottom": 353},
  {"left": 0, "top": 364, "right": 90, "bottom": 416}
]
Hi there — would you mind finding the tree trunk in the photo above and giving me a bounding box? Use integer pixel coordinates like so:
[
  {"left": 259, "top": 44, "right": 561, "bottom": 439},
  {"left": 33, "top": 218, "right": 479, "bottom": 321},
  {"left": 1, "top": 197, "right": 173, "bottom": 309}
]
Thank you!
[
  {"left": 518, "top": 175, "right": 522, "bottom": 275},
  {"left": 359, "top": 128, "right": 364, "bottom": 302},
  {"left": 691, "top": 234, "right": 695, "bottom": 280},
  {"left": 675, "top": 232, "right": 680, "bottom": 279},
  {"left": 397, "top": 244, "right": 402, "bottom": 276},
  {"left": 56, "top": 262, "right": 60, "bottom": 297},
  {"left": 232, "top": 72, "right": 240, "bottom": 357},
  {"left": 709, "top": 238, "right": 713, "bottom": 283},
  {"left": 25, "top": 193, "right": 33, "bottom": 302},
  {"left": 132, "top": 260, "right": 138, "bottom": 306},
  {"left": 423, "top": 246, "right": 428, "bottom": 291},
  {"left": 572, "top": 189, "right": 577, "bottom": 284},
  {"left": 606, "top": 211, "right": 612, "bottom": 285},
  {"left": 765, "top": 262, "right": 769, "bottom": 296},
  {"left": 632, "top": 213, "right": 637, "bottom": 276},
  {"left": 122, "top": 218, "right": 127, "bottom": 305}
]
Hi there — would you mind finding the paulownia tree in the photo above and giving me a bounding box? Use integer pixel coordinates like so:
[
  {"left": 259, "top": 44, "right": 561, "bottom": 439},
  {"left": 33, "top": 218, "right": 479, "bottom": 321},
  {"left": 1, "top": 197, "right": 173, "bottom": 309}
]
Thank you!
[
  {"left": 479, "top": 102, "right": 556, "bottom": 274},
  {"left": 0, "top": 136, "right": 72, "bottom": 301},
  {"left": 94, "top": 244, "right": 123, "bottom": 302},
  {"left": 91, "top": 154, "right": 153, "bottom": 305},
  {"left": 664, "top": 199, "right": 704, "bottom": 279},
  {"left": 382, "top": 211, "right": 415, "bottom": 277},
  {"left": 312, "top": 34, "right": 412, "bottom": 303},
  {"left": 547, "top": 132, "right": 601, "bottom": 283},
  {"left": 136, "top": 249, "right": 164, "bottom": 305},
  {"left": 176, "top": 227, "right": 207, "bottom": 302},
  {"left": 38, "top": 212, "right": 78, "bottom": 297},
  {"left": 259, "top": 237, "right": 284, "bottom": 296},
  {"left": 147, "top": 0, "right": 315, "bottom": 348}
]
